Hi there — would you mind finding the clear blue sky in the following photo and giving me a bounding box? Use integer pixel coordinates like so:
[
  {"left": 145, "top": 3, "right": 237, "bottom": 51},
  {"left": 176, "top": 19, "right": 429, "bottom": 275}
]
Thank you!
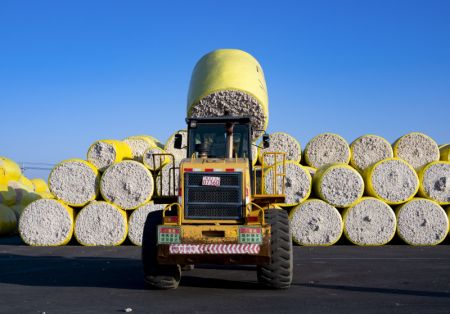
[{"left": 1, "top": 0, "right": 449, "bottom": 179}]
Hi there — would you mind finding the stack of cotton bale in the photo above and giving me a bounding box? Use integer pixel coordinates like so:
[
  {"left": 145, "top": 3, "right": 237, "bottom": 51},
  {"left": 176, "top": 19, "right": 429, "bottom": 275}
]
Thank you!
[
  {"left": 269, "top": 132, "right": 448, "bottom": 247},
  {"left": 0, "top": 157, "right": 53, "bottom": 236},
  {"left": 18, "top": 134, "right": 179, "bottom": 246}
]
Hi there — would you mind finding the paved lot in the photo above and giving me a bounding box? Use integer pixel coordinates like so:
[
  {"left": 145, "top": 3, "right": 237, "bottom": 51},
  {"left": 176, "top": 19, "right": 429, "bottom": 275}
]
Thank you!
[{"left": 0, "top": 236, "right": 449, "bottom": 314}]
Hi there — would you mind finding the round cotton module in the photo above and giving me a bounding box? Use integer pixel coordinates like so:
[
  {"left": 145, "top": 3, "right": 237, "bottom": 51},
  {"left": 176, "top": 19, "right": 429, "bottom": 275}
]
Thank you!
[
  {"left": 418, "top": 161, "right": 450, "bottom": 205},
  {"left": 123, "top": 136, "right": 158, "bottom": 162},
  {"left": 393, "top": 132, "right": 440, "bottom": 171},
  {"left": 143, "top": 147, "right": 170, "bottom": 171},
  {"left": 313, "top": 163, "right": 364, "bottom": 208},
  {"left": 74, "top": 201, "right": 128, "bottom": 246},
  {"left": 440, "top": 144, "right": 450, "bottom": 161},
  {"left": 100, "top": 161, "right": 154, "bottom": 210},
  {"left": 187, "top": 49, "right": 269, "bottom": 140},
  {"left": 365, "top": 158, "right": 419, "bottom": 205},
  {"left": 350, "top": 135, "right": 393, "bottom": 173},
  {"left": 128, "top": 202, "right": 166, "bottom": 246},
  {"left": 31, "top": 178, "right": 49, "bottom": 193},
  {"left": 0, "top": 204, "right": 17, "bottom": 236},
  {"left": 164, "top": 130, "right": 188, "bottom": 165},
  {"left": 0, "top": 156, "right": 22, "bottom": 184},
  {"left": 258, "top": 132, "right": 301, "bottom": 166},
  {"left": 0, "top": 184, "right": 16, "bottom": 206},
  {"left": 87, "top": 139, "right": 133, "bottom": 172},
  {"left": 19, "top": 199, "right": 74, "bottom": 246},
  {"left": 396, "top": 198, "right": 448, "bottom": 246},
  {"left": 263, "top": 161, "right": 311, "bottom": 206},
  {"left": 48, "top": 159, "right": 99, "bottom": 207},
  {"left": 289, "top": 199, "right": 343, "bottom": 246},
  {"left": 7, "top": 180, "right": 36, "bottom": 206},
  {"left": 10, "top": 203, "right": 26, "bottom": 220},
  {"left": 342, "top": 197, "right": 396, "bottom": 246},
  {"left": 155, "top": 163, "right": 179, "bottom": 197},
  {"left": 303, "top": 133, "right": 350, "bottom": 169}
]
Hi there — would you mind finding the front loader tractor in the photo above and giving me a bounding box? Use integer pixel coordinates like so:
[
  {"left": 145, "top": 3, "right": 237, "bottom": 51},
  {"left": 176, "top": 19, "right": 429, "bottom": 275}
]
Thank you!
[{"left": 142, "top": 116, "right": 293, "bottom": 289}]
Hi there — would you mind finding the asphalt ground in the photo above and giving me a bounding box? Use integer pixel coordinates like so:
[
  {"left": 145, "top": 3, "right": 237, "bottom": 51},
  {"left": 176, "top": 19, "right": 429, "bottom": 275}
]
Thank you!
[{"left": 0, "top": 236, "right": 449, "bottom": 314}]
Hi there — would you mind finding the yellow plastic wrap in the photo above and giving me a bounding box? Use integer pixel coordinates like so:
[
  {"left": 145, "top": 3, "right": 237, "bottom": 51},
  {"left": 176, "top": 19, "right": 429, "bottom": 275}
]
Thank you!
[
  {"left": 0, "top": 157, "right": 22, "bottom": 184},
  {"left": 0, "top": 184, "right": 16, "bottom": 206},
  {"left": 18, "top": 176, "right": 35, "bottom": 191},
  {"left": 440, "top": 144, "right": 450, "bottom": 161},
  {"left": 0, "top": 204, "right": 17, "bottom": 235},
  {"left": 417, "top": 161, "right": 450, "bottom": 205},
  {"left": 31, "top": 178, "right": 49, "bottom": 193},
  {"left": 364, "top": 158, "right": 419, "bottom": 205},
  {"left": 8, "top": 180, "right": 35, "bottom": 205},
  {"left": 313, "top": 163, "right": 364, "bottom": 208},
  {"left": 187, "top": 49, "right": 269, "bottom": 138}
]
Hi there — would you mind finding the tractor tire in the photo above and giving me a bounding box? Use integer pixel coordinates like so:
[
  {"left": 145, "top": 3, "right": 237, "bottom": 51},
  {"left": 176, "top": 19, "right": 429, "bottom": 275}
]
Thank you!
[
  {"left": 142, "top": 210, "right": 181, "bottom": 289},
  {"left": 257, "top": 208, "right": 293, "bottom": 289}
]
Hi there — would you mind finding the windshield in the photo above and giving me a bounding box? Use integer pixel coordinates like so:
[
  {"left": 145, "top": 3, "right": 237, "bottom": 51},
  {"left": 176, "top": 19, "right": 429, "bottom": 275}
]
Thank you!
[{"left": 188, "top": 123, "right": 251, "bottom": 159}]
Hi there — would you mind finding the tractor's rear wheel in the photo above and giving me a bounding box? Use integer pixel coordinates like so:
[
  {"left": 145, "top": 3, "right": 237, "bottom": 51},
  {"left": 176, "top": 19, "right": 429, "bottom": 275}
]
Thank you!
[
  {"left": 142, "top": 210, "right": 181, "bottom": 289},
  {"left": 257, "top": 208, "right": 293, "bottom": 289}
]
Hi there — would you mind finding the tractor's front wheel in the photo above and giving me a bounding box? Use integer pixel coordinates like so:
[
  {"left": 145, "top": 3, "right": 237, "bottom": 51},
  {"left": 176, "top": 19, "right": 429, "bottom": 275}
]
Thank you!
[
  {"left": 142, "top": 210, "right": 181, "bottom": 289},
  {"left": 257, "top": 208, "right": 293, "bottom": 289}
]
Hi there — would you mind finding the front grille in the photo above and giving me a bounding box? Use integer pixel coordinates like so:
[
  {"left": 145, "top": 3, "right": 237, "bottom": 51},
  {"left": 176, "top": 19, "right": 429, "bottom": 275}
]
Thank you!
[{"left": 184, "top": 172, "right": 243, "bottom": 220}]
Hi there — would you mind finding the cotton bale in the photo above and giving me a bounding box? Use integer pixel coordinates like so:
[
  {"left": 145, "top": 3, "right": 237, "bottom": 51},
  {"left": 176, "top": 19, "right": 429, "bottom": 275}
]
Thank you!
[
  {"left": 74, "top": 201, "right": 128, "bottom": 246},
  {"left": 258, "top": 132, "right": 301, "bottom": 165},
  {"left": 100, "top": 160, "right": 154, "bottom": 210},
  {"left": 440, "top": 144, "right": 450, "bottom": 161},
  {"left": 187, "top": 49, "right": 269, "bottom": 140},
  {"left": 262, "top": 161, "right": 311, "bottom": 206},
  {"left": 342, "top": 197, "right": 396, "bottom": 246},
  {"left": 128, "top": 201, "right": 166, "bottom": 246},
  {"left": 393, "top": 132, "right": 440, "bottom": 171},
  {"left": 0, "top": 184, "right": 16, "bottom": 206},
  {"left": 396, "top": 198, "right": 448, "bottom": 246},
  {"left": 48, "top": 159, "right": 100, "bottom": 207},
  {"left": 31, "top": 178, "right": 50, "bottom": 193},
  {"left": 418, "top": 161, "right": 450, "bottom": 205},
  {"left": 143, "top": 147, "right": 170, "bottom": 171},
  {"left": 165, "top": 130, "right": 187, "bottom": 165},
  {"left": 0, "top": 204, "right": 17, "bottom": 236},
  {"left": 303, "top": 133, "right": 350, "bottom": 169},
  {"left": 289, "top": 199, "right": 343, "bottom": 246},
  {"left": 0, "top": 157, "right": 22, "bottom": 184},
  {"left": 87, "top": 139, "right": 132, "bottom": 172},
  {"left": 313, "top": 163, "right": 364, "bottom": 208},
  {"left": 350, "top": 135, "right": 393, "bottom": 173},
  {"left": 364, "top": 158, "right": 419, "bottom": 205},
  {"left": 123, "top": 135, "right": 159, "bottom": 162},
  {"left": 19, "top": 199, "right": 74, "bottom": 246}
]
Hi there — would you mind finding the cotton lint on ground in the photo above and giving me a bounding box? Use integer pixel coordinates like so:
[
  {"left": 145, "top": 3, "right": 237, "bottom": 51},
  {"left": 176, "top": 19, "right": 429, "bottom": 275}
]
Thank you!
[
  {"left": 19, "top": 199, "right": 74, "bottom": 246},
  {"left": 48, "top": 159, "right": 99, "bottom": 207},
  {"left": 343, "top": 197, "right": 396, "bottom": 246},
  {"left": 418, "top": 161, "right": 450, "bottom": 205},
  {"left": 165, "top": 130, "right": 187, "bottom": 165},
  {"left": 313, "top": 163, "right": 364, "bottom": 208},
  {"left": 259, "top": 132, "right": 301, "bottom": 165},
  {"left": 304, "top": 133, "right": 350, "bottom": 169},
  {"left": 365, "top": 158, "right": 419, "bottom": 205},
  {"left": 87, "top": 140, "right": 132, "bottom": 172},
  {"left": 143, "top": 147, "right": 170, "bottom": 171},
  {"left": 123, "top": 136, "right": 157, "bottom": 162},
  {"left": 350, "top": 135, "right": 393, "bottom": 173},
  {"left": 100, "top": 161, "right": 154, "bottom": 210},
  {"left": 393, "top": 132, "right": 440, "bottom": 170},
  {"left": 396, "top": 198, "right": 448, "bottom": 246},
  {"left": 128, "top": 202, "right": 166, "bottom": 246},
  {"left": 74, "top": 201, "right": 127, "bottom": 246},
  {"left": 262, "top": 161, "right": 311, "bottom": 206},
  {"left": 289, "top": 199, "right": 343, "bottom": 246}
]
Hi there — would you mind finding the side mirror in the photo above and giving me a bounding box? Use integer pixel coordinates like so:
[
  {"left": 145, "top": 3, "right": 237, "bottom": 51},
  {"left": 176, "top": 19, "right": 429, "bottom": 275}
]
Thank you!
[
  {"left": 263, "top": 134, "right": 270, "bottom": 149},
  {"left": 174, "top": 134, "right": 183, "bottom": 149}
]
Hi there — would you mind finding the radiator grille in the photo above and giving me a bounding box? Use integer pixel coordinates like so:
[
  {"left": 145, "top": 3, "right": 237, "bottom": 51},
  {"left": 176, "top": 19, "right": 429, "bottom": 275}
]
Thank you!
[{"left": 184, "top": 172, "right": 243, "bottom": 219}]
